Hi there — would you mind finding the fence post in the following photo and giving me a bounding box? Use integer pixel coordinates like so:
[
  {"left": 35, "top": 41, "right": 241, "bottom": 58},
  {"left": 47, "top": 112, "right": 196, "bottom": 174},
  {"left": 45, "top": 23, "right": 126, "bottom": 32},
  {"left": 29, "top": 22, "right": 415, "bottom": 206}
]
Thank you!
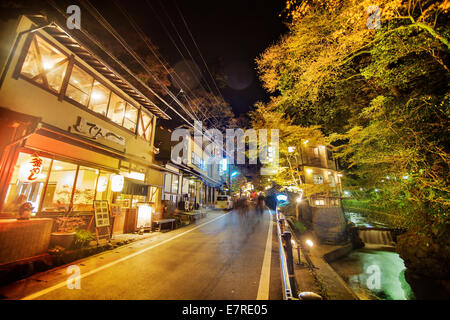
[{"left": 281, "top": 231, "right": 297, "bottom": 295}]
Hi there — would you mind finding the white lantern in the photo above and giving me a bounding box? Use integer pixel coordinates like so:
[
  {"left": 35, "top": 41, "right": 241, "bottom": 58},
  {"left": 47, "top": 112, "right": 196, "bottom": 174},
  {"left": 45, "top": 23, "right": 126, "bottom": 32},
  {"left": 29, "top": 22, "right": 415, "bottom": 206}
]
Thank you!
[
  {"left": 97, "top": 176, "right": 108, "bottom": 192},
  {"left": 110, "top": 174, "right": 124, "bottom": 192}
]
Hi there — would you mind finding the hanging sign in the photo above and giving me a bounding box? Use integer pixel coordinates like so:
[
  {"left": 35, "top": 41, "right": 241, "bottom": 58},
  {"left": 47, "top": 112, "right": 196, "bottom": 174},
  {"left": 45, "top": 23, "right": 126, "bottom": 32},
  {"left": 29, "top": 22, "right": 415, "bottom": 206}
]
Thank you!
[
  {"left": 111, "top": 174, "right": 124, "bottom": 192},
  {"left": 19, "top": 154, "right": 43, "bottom": 182}
]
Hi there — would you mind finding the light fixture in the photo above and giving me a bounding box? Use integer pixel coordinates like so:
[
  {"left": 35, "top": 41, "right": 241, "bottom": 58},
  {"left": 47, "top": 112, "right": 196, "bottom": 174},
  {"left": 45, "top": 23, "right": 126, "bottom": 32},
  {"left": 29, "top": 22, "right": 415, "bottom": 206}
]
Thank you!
[
  {"left": 42, "top": 59, "right": 54, "bottom": 70},
  {"left": 296, "top": 197, "right": 302, "bottom": 203},
  {"left": 91, "top": 91, "right": 103, "bottom": 101},
  {"left": 306, "top": 168, "right": 313, "bottom": 174},
  {"left": 303, "top": 140, "right": 309, "bottom": 144},
  {"left": 305, "top": 239, "right": 314, "bottom": 247},
  {"left": 337, "top": 173, "right": 343, "bottom": 177},
  {"left": 288, "top": 146, "right": 295, "bottom": 153},
  {"left": 276, "top": 194, "right": 288, "bottom": 201},
  {"left": 97, "top": 176, "right": 108, "bottom": 192},
  {"left": 291, "top": 239, "right": 296, "bottom": 247}
]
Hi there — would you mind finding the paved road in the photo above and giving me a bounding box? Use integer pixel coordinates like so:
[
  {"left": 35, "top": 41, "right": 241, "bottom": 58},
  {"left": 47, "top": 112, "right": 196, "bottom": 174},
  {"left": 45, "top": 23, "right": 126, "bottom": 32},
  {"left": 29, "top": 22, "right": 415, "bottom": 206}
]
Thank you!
[{"left": 1, "top": 208, "right": 282, "bottom": 300}]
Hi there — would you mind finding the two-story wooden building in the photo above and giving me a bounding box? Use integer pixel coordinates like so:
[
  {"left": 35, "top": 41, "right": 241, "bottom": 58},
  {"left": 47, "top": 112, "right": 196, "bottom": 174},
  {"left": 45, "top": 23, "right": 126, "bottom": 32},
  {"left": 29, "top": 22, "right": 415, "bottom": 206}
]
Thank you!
[{"left": 0, "top": 13, "right": 177, "bottom": 246}]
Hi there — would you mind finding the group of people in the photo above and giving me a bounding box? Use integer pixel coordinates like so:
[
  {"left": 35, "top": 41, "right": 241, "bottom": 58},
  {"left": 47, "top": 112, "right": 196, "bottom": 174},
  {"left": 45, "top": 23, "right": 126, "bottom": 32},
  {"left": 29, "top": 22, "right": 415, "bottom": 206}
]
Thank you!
[{"left": 233, "top": 192, "right": 265, "bottom": 215}]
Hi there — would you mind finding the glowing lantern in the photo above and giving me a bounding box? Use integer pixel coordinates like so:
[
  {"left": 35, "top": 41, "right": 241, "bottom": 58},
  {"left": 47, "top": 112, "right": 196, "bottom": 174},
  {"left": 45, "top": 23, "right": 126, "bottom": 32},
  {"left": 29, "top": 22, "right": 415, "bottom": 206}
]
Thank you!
[
  {"left": 19, "top": 155, "right": 43, "bottom": 182},
  {"left": 97, "top": 176, "right": 108, "bottom": 192},
  {"left": 110, "top": 174, "right": 124, "bottom": 192},
  {"left": 137, "top": 204, "right": 153, "bottom": 228}
]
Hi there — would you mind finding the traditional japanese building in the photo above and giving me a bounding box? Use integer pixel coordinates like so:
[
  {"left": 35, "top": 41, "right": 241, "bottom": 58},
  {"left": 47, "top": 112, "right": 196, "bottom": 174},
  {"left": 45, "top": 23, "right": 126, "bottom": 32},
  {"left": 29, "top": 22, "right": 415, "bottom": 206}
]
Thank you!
[{"left": 0, "top": 13, "right": 179, "bottom": 263}]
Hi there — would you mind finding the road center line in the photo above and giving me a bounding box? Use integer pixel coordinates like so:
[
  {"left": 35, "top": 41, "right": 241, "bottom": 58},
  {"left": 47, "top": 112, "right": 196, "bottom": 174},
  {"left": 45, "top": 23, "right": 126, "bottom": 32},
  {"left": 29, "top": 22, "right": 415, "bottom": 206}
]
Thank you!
[
  {"left": 256, "top": 211, "right": 273, "bottom": 300},
  {"left": 22, "top": 212, "right": 229, "bottom": 300}
]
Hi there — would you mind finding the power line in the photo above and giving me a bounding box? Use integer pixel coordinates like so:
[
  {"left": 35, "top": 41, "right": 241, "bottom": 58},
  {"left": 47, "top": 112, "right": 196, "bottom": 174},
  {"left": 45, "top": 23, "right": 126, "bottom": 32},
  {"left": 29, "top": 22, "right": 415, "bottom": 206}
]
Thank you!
[
  {"left": 152, "top": 0, "right": 224, "bottom": 127},
  {"left": 173, "top": 0, "right": 227, "bottom": 104},
  {"left": 78, "top": 0, "right": 195, "bottom": 127},
  {"left": 113, "top": 0, "right": 200, "bottom": 123}
]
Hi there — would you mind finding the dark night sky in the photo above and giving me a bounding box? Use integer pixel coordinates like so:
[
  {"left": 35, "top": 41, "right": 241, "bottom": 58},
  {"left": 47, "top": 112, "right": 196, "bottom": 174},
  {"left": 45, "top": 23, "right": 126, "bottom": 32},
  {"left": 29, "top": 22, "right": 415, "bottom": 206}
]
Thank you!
[{"left": 118, "top": 0, "right": 288, "bottom": 116}]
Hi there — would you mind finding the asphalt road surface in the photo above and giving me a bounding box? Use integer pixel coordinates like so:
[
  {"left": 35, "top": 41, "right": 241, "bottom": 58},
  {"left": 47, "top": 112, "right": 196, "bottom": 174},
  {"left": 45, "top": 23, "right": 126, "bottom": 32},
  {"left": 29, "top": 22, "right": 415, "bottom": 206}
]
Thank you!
[{"left": 1, "top": 208, "right": 282, "bottom": 300}]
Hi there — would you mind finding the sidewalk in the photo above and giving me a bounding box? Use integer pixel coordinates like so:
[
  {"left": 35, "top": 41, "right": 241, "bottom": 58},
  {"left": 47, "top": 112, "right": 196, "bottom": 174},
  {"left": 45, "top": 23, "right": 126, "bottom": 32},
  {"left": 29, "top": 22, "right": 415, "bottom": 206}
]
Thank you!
[
  {"left": 287, "top": 219, "right": 358, "bottom": 300},
  {"left": 0, "top": 208, "right": 219, "bottom": 289}
]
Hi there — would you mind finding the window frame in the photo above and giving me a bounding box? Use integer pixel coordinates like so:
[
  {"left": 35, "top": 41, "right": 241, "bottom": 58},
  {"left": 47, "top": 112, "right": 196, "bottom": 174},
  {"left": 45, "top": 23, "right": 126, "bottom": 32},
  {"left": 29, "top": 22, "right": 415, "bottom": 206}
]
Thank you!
[{"left": 15, "top": 32, "right": 156, "bottom": 139}]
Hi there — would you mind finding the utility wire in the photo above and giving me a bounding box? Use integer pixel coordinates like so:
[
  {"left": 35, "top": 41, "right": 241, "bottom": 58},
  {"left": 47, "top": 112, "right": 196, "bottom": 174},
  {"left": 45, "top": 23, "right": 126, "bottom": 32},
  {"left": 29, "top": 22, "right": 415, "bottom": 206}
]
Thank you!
[{"left": 153, "top": 0, "right": 223, "bottom": 127}]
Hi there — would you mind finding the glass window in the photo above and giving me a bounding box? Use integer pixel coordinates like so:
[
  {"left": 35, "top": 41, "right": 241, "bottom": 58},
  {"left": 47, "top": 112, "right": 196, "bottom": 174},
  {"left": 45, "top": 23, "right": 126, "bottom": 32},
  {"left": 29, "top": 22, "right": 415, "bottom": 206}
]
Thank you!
[
  {"left": 329, "top": 175, "right": 336, "bottom": 187},
  {"left": 107, "top": 92, "right": 126, "bottom": 125},
  {"left": 66, "top": 65, "right": 94, "bottom": 106},
  {"left": 171, "top": 175, "right": 179, "bottom": 194},
  {"left": 21, "top": 35, "right": 68, "bottom": 92},
  {"left": 41, "top": 160, "right": 77, "bottom": 212},
  {"left": 3, "top": 153, "right": 51, "bottom": 214},
  {"left": 163, "top": 173, "right": 171, "bottom": 193},
  {"left": 123, "top": 103, "right": 138, "bottom": 132},
  {"left": 89, "top": 81, "right": 110, "bottom": 116},
  {"left": 95, "top": 172, "right": 111, "bottom": 201},
  {"left": 313, "top": 174, "right": 323, "bottom": 185},
  {"left": 138, "top": 111, "right": 153, "bottom": 142},
  {"left": 73, "top": 166, "right": 98, "bottom": 212}
]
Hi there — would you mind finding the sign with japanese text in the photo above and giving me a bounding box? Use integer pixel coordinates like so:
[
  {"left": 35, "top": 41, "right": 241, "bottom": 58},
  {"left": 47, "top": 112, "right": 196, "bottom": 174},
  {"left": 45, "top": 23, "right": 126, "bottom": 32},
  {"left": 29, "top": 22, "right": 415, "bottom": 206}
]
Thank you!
[
  {"left": 72, "top": 117, "right": 125, "bottom": 146},
  {"left": 19, "top": 154, "right": 43, "bottom": 182}
]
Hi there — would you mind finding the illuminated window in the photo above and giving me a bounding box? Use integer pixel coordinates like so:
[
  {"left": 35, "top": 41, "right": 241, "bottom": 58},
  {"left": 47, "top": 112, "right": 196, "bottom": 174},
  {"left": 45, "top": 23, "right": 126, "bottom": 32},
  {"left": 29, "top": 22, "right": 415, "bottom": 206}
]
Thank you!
[
  {"left": 66, "top": 65, "right": 94, "bottom": 106},
  {"left": 138, "top": 111, "right": 153, "bottom": 142},
  {"left": 313, "top": 174, "right": 323, "bottom": 184},
  {"left": 72, "top": 166, "right": 98, "bottom": 212},
  {"left": 313, "top": 147, "right": 319, "bottom": 158},
  {"left": 107, "top": 92, "right": 126, "bottom": 125},
  {"left": 329, "top": 175, "right": 336, "bottom": 187},
  {"left": 3, "top": 153, "right": 51, "bottom": 214},
  {"left": 89, "top": 81, "right": 110, "bottom": 116},
  {"left": 315, "top": 199, "right": 325, "bottom": 206},
  {"left": 171, "top": 174, "right": 179, "bottom": 194},
  {"left": 41, "top": 160, "right": 77, "bottom": 212},
  {"left": 21, "top": 35, "right": 68, "bottom": 92},
  {"left": 123, "top": 103, "right": 138, "bottom": 132}
]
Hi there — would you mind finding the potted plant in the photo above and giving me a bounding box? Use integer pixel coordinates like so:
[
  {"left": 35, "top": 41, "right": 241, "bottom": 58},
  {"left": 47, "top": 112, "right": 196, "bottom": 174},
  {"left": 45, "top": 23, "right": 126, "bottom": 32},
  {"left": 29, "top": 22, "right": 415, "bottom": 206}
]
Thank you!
[{"left": 49, "top": 205, "right": 86, "bottom": 250}]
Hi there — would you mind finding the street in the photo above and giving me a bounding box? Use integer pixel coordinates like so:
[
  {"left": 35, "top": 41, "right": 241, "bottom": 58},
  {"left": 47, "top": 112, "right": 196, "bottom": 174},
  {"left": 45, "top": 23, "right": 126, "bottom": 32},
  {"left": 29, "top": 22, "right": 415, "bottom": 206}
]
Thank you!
[{"left": 0, "top": 209, "right": 282, "bottom": 300}]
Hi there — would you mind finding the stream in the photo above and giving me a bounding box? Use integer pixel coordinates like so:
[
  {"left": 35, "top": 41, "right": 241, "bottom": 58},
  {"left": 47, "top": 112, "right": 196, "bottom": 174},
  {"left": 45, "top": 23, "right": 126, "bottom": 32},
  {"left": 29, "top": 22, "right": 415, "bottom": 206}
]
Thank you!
[{"left": 330, "top": 211, "right": 448, "bottom": 300}]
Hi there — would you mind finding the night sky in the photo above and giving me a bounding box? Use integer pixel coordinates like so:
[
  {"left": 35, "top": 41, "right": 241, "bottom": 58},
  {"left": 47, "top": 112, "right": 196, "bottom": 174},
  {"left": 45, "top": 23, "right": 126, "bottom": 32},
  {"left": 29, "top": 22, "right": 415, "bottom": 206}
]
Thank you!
[{"left": 119, "top": 0, "right": 288, "bottom": 116}]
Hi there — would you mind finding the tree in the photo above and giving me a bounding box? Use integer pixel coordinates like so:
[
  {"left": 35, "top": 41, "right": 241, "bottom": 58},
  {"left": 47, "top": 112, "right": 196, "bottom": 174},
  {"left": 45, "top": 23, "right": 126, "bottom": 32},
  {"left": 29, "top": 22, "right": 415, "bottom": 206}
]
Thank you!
[{"left": 254, "top": 0, "right": 449, "bottom": 270}]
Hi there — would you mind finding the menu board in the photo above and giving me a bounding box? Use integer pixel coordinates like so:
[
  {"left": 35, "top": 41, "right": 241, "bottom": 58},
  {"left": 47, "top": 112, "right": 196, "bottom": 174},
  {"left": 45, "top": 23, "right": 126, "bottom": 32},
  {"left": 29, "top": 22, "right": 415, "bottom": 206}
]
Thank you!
[{"left": 93, "top": 200, "right": 110, "bottom": 228}]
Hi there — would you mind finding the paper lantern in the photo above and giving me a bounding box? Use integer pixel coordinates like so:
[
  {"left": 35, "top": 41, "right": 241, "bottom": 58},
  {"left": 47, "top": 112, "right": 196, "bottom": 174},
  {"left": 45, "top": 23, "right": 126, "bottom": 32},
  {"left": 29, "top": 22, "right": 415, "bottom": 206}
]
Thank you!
[
  {"left": 18, "top": 156, "right": 43, "bottom": 182},
  {"left": 97, "top": 176, "right": 108, "bottom": 192},
  {"left": 110, "top": 174, "right": 124, "bottom": 192}
]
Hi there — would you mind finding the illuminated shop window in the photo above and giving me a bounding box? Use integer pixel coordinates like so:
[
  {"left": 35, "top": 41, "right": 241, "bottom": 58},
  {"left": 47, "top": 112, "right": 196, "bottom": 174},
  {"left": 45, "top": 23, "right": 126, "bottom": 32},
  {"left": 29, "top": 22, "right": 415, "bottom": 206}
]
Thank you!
[
  {"left": 41, "top": 160, "right": 77, "bottom": 212},
  {"left": 21, "top": 35, "right": 68, "bottom": 92},
  {"left": 89, "top": 81, "right": 110, "bottom": 116},
  {"left": 123, "top": 103, "right": 138, "bottom": 132},
  {"left": 66, "top": 65, "right": 94, "bottom": 106},
  {"left": 107, "top": 92, "right": 126, "bottom": 125},
  {"left": 138, "top": 111, "right": 153, "bottom": 142},
  {"left": 72, "top": 166, "right": 98, "bottom": 212},
  {"left": 3, "top": 153, "right": 51, "bottom": 214}
]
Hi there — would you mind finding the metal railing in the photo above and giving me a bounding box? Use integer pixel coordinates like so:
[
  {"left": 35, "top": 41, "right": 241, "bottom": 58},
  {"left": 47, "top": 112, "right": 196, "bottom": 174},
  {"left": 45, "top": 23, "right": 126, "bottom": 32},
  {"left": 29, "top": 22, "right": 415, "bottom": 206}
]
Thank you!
[{"left": 274, "top": 208, "right": 296, "bottom": 300}]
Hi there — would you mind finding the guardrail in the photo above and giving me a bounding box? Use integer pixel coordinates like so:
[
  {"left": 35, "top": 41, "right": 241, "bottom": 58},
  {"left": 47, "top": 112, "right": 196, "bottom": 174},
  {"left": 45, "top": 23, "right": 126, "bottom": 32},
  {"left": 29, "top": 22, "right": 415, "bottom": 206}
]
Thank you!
[{"left": 274, "top": 208, "right": 296, "bottom": 300}]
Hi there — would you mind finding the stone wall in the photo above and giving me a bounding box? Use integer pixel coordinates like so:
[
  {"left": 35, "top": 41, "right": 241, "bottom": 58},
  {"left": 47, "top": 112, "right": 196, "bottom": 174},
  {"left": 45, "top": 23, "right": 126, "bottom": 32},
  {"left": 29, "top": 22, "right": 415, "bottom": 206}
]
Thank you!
[{"left": 312, "top": 207, "right": 347, "bottom": 244}]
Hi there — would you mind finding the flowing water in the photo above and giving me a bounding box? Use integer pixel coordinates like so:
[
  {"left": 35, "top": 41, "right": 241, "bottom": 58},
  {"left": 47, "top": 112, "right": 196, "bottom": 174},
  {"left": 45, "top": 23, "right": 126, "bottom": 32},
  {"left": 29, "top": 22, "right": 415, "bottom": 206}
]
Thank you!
[{"left": 331, "top": 211, "right": 449, "bottom": 300}]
